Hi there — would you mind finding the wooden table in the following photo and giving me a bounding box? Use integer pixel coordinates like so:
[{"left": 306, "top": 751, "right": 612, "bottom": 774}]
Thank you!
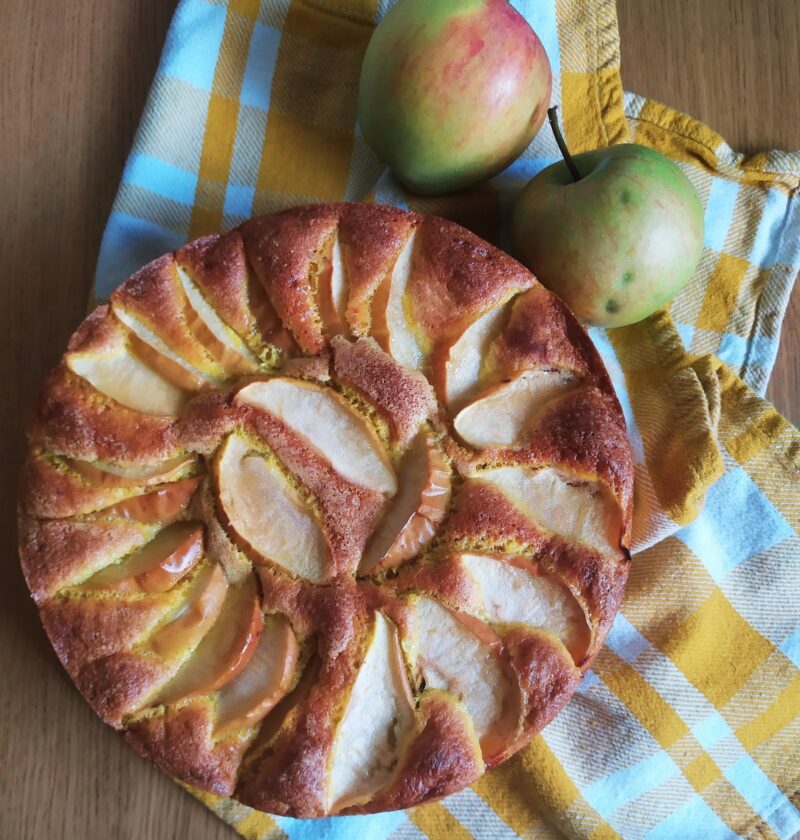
[{"left": 1, "top": 2, "right": 797, "bottom": 838}]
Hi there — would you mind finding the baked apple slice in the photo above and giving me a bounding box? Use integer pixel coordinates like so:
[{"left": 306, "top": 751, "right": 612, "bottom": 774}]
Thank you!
[
  {"left": 113, "top": 307, "right": 223, "bottom": 390},
  {"left": 83, "top": 522, "right": 204, "bottom": 594},
  {"left": 125, "top": 332, "right": 210, "bottom": 392},
  {"left": 359, "top": 433, "right": 450, "bottom": 575},
  {"left": 235, "top": 379, "right": 397, "bottom": 496},
  {"left": 432, "top": 303, "right": 508, "bottom": 412},
  {"left": 370, "top": 232, "right": 424, "bottom": 370},
  {"left": 453, "top": 370, "right": 577, "bottom": 448},
  {"left": 214, "top": 433, "right": 329, "bottom": 583},
  {"left": 156, "top": 573, "right": 263, "bottom": 704},
  {"left": 478, "top": 466, "right": 624, "bottom": 558},
  {"left": 175, "top": 265, "right": 261, "bottom": 376},
  {"left": 146, "top": 563, "right": 228, "bottom": 659},
  {"left": 456, "top": 553, "right": 590, "bottom": 662},
  {"left": 103, "top": 477, "right": 202, "bottom": 524},
  {"left": 111, "top": 256, "right": 228, "bottom": 386},
  {"left": 327, "top": 611, "right": 415, "bottom": 810},
  {"left": 408, "top": 596, "right": 517, "bottom": 760},
  {"left": 214, "top": 614, "right": 299, "bottom": 738},
  {"left": 67, "top": 454, "right": 196, "bottom": 489},
  {"left": 66, "top": 339, "right": 189, "bottom": 416},
  {"left": 317, "top": 236, "right": 348, "bottom": 337}
]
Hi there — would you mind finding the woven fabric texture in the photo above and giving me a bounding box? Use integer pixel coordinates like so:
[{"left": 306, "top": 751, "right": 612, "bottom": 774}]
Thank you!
[{"left": 89, "top": 1, "right": 800, "bottom": 837}]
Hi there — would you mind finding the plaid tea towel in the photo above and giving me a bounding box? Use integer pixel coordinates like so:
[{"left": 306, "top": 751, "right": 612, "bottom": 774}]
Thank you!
[{"left": 90, "top": 1, "right": 800, "bottom": 837}]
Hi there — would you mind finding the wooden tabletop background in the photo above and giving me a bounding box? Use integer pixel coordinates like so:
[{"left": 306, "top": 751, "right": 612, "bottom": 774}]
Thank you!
[{"left": 1, "top": 2, "right": 797, "bottom": 838}]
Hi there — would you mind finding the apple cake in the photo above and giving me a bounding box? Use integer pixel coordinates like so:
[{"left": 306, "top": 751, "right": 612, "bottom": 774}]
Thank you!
[{"left": 18, "top": 203, "right": 632, "bottom": 817}]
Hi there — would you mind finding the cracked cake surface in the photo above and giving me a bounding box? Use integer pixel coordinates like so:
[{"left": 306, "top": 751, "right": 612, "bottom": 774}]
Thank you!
[{"left": 19, "top": 202, "right": 632, "bottom": 817}]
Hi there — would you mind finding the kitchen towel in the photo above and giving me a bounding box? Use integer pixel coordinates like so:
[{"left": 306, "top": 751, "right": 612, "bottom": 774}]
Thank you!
[{"left": 90, "top": 0, "right": 800, "bottom": 837}]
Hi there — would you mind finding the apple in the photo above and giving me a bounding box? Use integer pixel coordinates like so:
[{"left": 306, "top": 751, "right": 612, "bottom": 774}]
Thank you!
[
  {"left": 214, "top": 613, "right": 299, "bottom": 737},
  {"left": 112, "top": 306, "right": 223, "bottom": 390},
  {"left": 455, "top": 553, "right": 590, "bottom": 662},
  {"left": 431, "top": 303, "right": 508, "bottom": 412},
  {"left": 147, "top": 563, "right": 228, "bottom": 659},
  {"left": 235, "top": 379, "right": 397, "bottom": 496},
  {"left": 175, "top": 232, "right": 296, "bottom": 356},
  {"left": 214, "top": 433, "right": 329, "bottom": 583},
  {"left": 453, "top": 369, "right": 576, "bottom": 448},
  {"left": 370, "top": 232, "right": 424, "bottom": 370},
  {"left": 215, "top": 614, "right": 297, "bottom": 722},
  {"left": 67, "top": 454, "right": 196, "bottom": 489},
  {"left": 359, "top": 432, "right": 451, "bottom": 576},
  {"left": 511, "top": 108, "right": 704, "bottom": 327},
  {"left": 103, "top": 476, "right": 202, "bottom": 524},
  {"left": 409, "top": 595, "right": 517, "bottom": 759},
  {"left": 330, "top": 335, "right": 437, "bottom": 448},
  {"left": 327, "top": 611, "right": 415, "bottom": 810},
  {"left": 316, "top": 236, "right": 348, "bottom": 338},
  {"left": 111, "top": 262, "right": 227, "bottom": 383},
  {"left": 175, "top": 265, "right": 261, "bottom": 376},
  {"left": 126, "top": 332, "right": 210, "bottom": 393},
  {"left": 477, "top": 466, "right": 624, "bottom": 559},
  {"left": 156, "top": 573, "right": 263, "bottom": 704},
  {"left": 358, "top": 0, "right": 552, "bottom": 194},
  {"left": 66, "top": 325, "right": 189, "bottom": 416},
  {"left": 83, "top": 522, "right": 204, "bottom": 593}
]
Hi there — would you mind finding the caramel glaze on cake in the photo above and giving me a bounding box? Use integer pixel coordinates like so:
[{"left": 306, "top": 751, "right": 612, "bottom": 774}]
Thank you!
[{"left": 18, "top": 203, "right": 633, "bottom": 817}]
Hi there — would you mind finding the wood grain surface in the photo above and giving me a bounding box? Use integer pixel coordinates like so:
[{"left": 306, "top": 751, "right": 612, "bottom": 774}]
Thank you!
[{"left": 0, "top": 2, "right": 797, "bottom": 838}]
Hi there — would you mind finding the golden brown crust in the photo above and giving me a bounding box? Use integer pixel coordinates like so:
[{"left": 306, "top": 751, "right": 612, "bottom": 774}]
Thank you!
[
  {"left": 454, "top": 386, "right": 633, "bottom": 551},
  {"left": 28, "top": 365, "right": 177, "bottom": 463},
  {"left": 20, "top": 449, "right": 150, "bottom": 519},
  {"left": 41, "top": 593, "right": 173, "bottom": 672},
  {"left": 331, "top": 336, "right": 437, "bottom": 446},
  {"left": 385, "top": 561, "right": 585, "bottom": 766},
  {"left": 173, "top": 388, "right": 243, "bottom": 456},
  {"left": 538, "top": 537, "right": 630, "bottom": 662},
  {"left": 444, "top": 478, "right": 548, "bottom": 550},
  {"left": 240, "top": 206, "right": 340, "bottom": 354},
  {"left": 447, "top": 388, "right": 632, "bottom": 550},
  {"left": 67, "top": 304, "right": 122, "bottom": 354},
  {"left": 280, "top": 352, "right": 331, "bottom": 383},
  {"left": 126, "top": 703, "right": 246, "bottom": 796},
  {"left": 487, "top": 283, "right": 606, "bottom": 381},
  {"left": 18, "top": 516, "right": 152, "bottom": 605},
  {"left": 522, "top": 387, "right": 634, "bottom": 539},
  {"left": 503, "top": 629, "right": 581, "bottom": 730},
  {"left": 191, "top": 477, "right": 252, "bottom": 584},
  {"left": 177, "top": 230, "right": 296, "bottom": 357},
  {"left": 409, "top": 215, "right": 534, "bottom": 345},
  {"left": 176, "top": 233, "right": 252, "bottom": 340},
  {"left": 338, "top": 203, "right": 417, "bottom": 336},
  {"left": 358, "top": 583, "right": 417, "bottom": 642},
  {"left": 19, "top": 203, "right": 633, "bottom": 817},
  {"left": 76, "top": 652, "right": 172, "bottom": 727},
  {"left": 111, "top": 255, "right": 224, "bottom": 379},
  {"left": 351, "top": 689, "right": 484, "bottom": 814},
  {"left": 385, "top": 554, "right": 480, "bottom": 611},
  {"left": 256, "top": 568, "right": 310, "bottom": 635}
]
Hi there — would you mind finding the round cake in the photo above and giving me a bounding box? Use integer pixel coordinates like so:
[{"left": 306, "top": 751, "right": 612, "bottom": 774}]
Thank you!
[{"left": 18, "top": 203, "right": 632, "bottom": 817}]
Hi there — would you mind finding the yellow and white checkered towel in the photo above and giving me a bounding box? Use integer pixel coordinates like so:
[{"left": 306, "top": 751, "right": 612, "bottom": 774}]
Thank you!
[{"left": 92, "top": 1, "right": 800, "bottom": 837}]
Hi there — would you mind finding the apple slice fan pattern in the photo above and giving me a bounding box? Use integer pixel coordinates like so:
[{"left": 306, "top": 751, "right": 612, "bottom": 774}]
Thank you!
[{"left": 19, "top": 203, "right": 632, "bottom": 817}]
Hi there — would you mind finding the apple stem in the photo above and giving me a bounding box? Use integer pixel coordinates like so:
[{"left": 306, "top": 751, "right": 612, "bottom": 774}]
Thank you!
[{"left": 547, "top": 107, "right": 581, "bottom": 183}]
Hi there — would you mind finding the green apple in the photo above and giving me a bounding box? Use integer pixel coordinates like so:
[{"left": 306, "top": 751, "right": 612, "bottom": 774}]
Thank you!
[
  {"left": 511, "top": 110, "right": 704, "bottom": 327},
  {"left": 358, "top": 0, "right": 552, "bottom": 195}
]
